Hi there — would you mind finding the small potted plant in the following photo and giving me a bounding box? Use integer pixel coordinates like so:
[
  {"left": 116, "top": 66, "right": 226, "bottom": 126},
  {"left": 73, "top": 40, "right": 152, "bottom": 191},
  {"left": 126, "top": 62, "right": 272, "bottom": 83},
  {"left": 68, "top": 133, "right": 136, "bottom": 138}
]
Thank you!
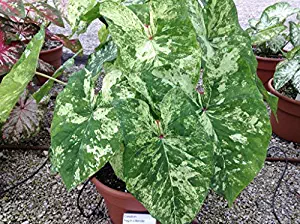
[
  {"left": 246, "top": 2, "right": 300, "bottom": 90},
  {"left": 0, "top": 0, "right": 82, "bottom": 84},
  {"left": 49, "top": 0, "right": 274, "bottom": 223},
  {"left": 268, "top": 43, "right": 300, "bottom": 143}
]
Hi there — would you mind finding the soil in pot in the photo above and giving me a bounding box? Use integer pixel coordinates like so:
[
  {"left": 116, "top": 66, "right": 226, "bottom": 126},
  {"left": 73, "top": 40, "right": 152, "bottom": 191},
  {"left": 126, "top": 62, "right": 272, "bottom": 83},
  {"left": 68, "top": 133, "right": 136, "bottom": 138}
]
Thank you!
[
  {"left": 254, "top": 48, "right": 284, "bottom": 91},
  {"left": 268, "top": 79, "right": 300, "bottom": 143},
  {"left": 92, "top": 164, "right": 154, "bottom": 224}
]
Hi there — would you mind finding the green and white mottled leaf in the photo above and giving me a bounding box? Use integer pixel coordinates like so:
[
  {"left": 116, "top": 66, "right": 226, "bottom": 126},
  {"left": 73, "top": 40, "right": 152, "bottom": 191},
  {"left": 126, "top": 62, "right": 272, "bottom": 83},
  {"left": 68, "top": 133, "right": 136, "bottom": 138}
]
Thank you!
[
  {"left": 274, "top": 47, "right": 300, "bottom": 93},
  {"left": 290, "top": 22, "right": 300, "bottom": 47},
  {"left": 102, "top": 66, "right": 136, "bottom": 103},
  {"left": 86, "top": 38, "right": 118, "bottom": 78},
  {"left": 188, "top": 0, "right": 271, "bottom": 205},
  {"left": 248, "top": 18, "right": 259, "bottom": 29},
  {"left": 262, "top": 2, "right": 300, "bottom": 22},
  {"left": 0, "top": 28, "right": 44, "bottom": 124},
  {"left": 51, "top": 68, "right": 121, "bottom": 190},
  {"left": 114, "top": 91, "right": 213, "bottom": 223},
  {"left": 68, "top": 0, "right": 98, "bottom": 33},
  {"left": 99, "top": 0, "right": 201, "bottom": 83},
  {"left": 251, "top": 24, "right": 286, "bottom": 46},
  {"left": 256, "top": 13, "right": 280, "bottom": 31}
]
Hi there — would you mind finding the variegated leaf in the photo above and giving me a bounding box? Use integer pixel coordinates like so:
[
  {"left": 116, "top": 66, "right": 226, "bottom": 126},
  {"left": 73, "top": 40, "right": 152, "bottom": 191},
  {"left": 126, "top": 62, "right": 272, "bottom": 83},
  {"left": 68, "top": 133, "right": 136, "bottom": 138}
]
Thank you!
[
  {"left": 290, "top": 22, "right": 300, "bottom": 47},
  {"left": 187, "top": 0, "right": 271, "bottom": 205},
  {"left": 0, "top": 30, "right": 24, "bottom": 75},
  {"left": 99, "top": 0, "right": 201, "bottom": 84},
  {"left": 114, "top": 91, "right": 213, "bottom": 223},
  {"left": 274, "top": 47, "right": 300, "bottom": 93},
  {"left": 262, "top": 2, "right": 300, "bottom": 23},
  {"left": 0, "top": 0, "right": 25, "bottom": 18},
  {"left": 0, "top": 27, "right": 44, "bottom": 124},
  {"left": 68, "top": 0, "right": 98, "bottom": 34},
  {"left": 86, "top": 38, "right": 118, "bottom": 78},
  {"left": 51, "top": 68, "right": 121, "bottom": 190},
  {"left": 2, "top": 91, "right": 42, "bottom": 142},
  {"left": 26, "top": 2, "right": 65, "bottom": 27},
  {"left": 251, "top": 24, "right": 286, "bottom": 46},
  {"left": 102, "top": 65, "right": 136, "bottom": 103}
]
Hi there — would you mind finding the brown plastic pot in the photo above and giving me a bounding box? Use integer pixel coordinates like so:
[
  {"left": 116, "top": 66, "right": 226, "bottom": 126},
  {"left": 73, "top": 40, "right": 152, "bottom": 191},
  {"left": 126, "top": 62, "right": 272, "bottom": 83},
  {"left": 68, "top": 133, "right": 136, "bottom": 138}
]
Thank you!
[
  {"left": 268, "top": 79, "right": 300, "bottom": 143},
  {"left": 91, "top": 177, "right": 159, "bottom": 224},
  {"left": 256, "top": 55, "right": 284, "bottom": 90},
  {"left": 37, "top": 44, "right": 63, "bottom": 84}
]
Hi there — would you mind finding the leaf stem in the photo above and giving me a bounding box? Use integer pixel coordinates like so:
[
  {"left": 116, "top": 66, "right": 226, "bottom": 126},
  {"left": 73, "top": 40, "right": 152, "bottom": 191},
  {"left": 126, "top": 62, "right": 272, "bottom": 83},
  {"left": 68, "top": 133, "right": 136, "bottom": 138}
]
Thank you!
[{"left": 35, "top": 72, "right": 67, "bottom": 86}]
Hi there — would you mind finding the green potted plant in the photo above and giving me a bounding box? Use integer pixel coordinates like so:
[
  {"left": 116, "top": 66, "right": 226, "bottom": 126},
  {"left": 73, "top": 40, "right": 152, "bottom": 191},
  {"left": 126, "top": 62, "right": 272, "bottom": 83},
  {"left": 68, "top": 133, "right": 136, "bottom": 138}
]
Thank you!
[
  {"left": 268, "top": 43, "right": 300, "bottom": 143},
  {"left": 246, "top": 2, "right": 300, "bottom": 90},
  {"left": 0, "top": 0, "right": 82, "bottom": 84},
  {"left": 49, "top": 0, "right": 275, "bottom": 223}
]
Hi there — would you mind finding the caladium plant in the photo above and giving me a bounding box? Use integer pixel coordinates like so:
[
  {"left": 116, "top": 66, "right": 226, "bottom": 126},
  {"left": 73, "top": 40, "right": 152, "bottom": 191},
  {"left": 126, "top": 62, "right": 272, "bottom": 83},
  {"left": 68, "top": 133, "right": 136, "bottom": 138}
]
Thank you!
[
  {"left": 274, "top": 46, "right": 300, "bottom": 95},
  {"left": 50, "top": 0, "right": 272, "bottom": 223},
  {"left": 247, "top": 2, "right": 300, "bottom": 57}
]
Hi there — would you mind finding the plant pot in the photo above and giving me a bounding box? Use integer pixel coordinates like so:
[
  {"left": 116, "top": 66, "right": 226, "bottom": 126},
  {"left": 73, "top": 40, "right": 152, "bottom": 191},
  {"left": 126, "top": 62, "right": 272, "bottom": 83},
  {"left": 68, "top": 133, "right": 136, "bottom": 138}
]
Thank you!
[
  {"left": 256, "top": 55, "right": 284, "bottom": 91},
  {"left": 91, "top": 177, "right": 158, "bottom": 224},
  {"left": 37, "top": 44, "right": 63, "bottom": 84},
  {"left": 268, "top": 79, "right": 300, "bottom": 143}
]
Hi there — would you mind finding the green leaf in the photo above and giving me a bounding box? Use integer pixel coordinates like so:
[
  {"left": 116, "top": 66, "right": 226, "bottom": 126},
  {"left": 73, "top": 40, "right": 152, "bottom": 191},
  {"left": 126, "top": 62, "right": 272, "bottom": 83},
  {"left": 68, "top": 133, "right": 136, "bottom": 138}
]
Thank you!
[
  {"left": 68, "top": 0, "right": 98, "bottom": 34},
  {"left": 255, "top": 75, "right": 278, "bottom": 118},
  {"left": 251, "top": 24, "right": 286, "bottom": 46},
  {"left": 102, "top": 66, "right": 136, "bottom": 103},
  {"left": 0, "top": 27, "right": 44, "bottom": 124},
  {"left": 33, "top": 52, "right": 81, "bottom": 103},
  {"left": 187, "top": 0, "right": 271, "bottom": 205},
  {"left": 290, "top": 22, "right": 300, "bottom": 47},
  {"left": 99, "top": 0, "right": 201, "bottom": 83},
  {"left": 114, "top": 90, "right": 213, "bottom": 223},
  {"left": 86, "top": 38, "right": 118, "bottom": 78},
  {"left": 262, "top": 2, "right": 300, "bottom": 22},
  {"left": 97, "top": 24, "right": 110, "bottom": 48},
  {"left": 51, "top": 68, "right": 121, "bottom": 190},
  {"left": 274, "top": 47, "right": 300, "bottom": 93}
]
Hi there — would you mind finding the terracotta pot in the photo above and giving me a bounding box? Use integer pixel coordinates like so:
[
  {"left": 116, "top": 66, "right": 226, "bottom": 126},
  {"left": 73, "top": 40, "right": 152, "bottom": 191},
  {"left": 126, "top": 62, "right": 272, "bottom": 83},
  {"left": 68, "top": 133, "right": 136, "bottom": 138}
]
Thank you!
[
  {"left": 91, "top": 177, "right": 159, "bottom": 224},
  {"left": 37, "top": 44, "right": 63, "bottom": 84},
  {"left": 268, "top": 79, "right": 300, "bottom": 143},
  {"left": 256, "top": 55, "right": 284, "bottom": 90}
]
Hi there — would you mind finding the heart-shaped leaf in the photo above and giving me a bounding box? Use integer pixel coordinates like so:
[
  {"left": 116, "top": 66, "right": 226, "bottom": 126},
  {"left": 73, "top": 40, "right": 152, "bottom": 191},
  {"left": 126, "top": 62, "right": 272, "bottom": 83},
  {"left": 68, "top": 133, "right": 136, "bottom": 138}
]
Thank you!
[
  {"left": 2, "top": 91, "right": 42, "bottom": 142},
  {"left": 114, "top": 89, "right": 213, "bottom": 223},
  {"left": 99, "top": 0, "right": 201, "bottom": 84},
  {"left": 51, "top": 68, "right": 122, "bottom": 189},
  {"left": 187, "top": 0, "right": 271, "bottom": 205}
]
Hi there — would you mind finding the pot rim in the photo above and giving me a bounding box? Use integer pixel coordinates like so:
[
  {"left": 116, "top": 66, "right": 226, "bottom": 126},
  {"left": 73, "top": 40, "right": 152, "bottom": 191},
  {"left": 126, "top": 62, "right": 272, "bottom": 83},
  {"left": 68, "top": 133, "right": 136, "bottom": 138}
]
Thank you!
[
  {"left": 255, "top": 55, "right": 285, "bottom": 62},
  {"left": 268, "top": 78, "right": 300, "bottom": 106},
  {"left": 91, "top": 177, "right": 137, "bottom": 200},
  {"left": 40, "top": 43, "right": 63, "bottom": 54}
]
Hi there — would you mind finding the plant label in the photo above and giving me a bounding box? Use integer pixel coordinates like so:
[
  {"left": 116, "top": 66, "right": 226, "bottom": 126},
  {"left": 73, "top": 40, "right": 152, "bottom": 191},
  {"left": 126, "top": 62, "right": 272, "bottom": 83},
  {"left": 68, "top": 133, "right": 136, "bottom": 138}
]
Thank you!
[
  {"left": 296, "top": 94, "right": 300, "bottom": 101},
  {"left": 123, "top": 213, "right": 156, "bottom": 224}
]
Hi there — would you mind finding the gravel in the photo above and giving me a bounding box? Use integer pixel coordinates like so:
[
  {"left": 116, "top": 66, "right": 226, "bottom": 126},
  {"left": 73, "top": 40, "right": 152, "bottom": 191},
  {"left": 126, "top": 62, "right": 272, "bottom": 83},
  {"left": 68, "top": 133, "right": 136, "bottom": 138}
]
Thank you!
[{"left": 1, "top": 1, "right": 300, "bottom": 224}]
